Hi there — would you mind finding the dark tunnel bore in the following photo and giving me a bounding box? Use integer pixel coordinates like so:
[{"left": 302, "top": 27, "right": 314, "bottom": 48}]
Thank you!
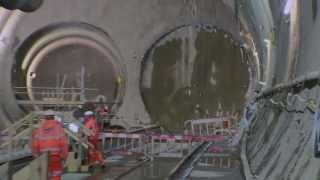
[
  {"left": 12, "top": 22, "right": 124, "bottom": 112},
  {"left": 141, "top": 25, "right": 252, "bottom": 132},
  {"left": 29, "top": 44, "right": 117, "bottom": 102}
]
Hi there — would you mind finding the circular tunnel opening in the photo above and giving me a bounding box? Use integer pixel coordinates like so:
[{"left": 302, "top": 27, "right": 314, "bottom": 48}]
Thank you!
[
  {"left": 141, "top": 25, "right": 254, "bottom": 132},
  {"left": 12, "top": 22, "right": 126, "bottom": 112},
  {"left": 29, "top": 43, "right": 117, "bottom": 101}
]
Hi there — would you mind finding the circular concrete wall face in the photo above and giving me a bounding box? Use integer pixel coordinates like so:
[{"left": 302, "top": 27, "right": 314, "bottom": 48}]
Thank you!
[
  {"left": 13, "top": 22, "right": 126, "bottom": 111},
  {"left": 141, "top": 25, "right": 251, "bottom": 132}
]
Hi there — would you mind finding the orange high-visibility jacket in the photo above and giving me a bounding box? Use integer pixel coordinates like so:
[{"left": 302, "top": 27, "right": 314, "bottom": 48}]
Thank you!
[
  {"left": 85, "top": 117, "right": 100, "bottom": 139},
  {"left": 32, "top": 119, "right": 68, "bottom": 159}
]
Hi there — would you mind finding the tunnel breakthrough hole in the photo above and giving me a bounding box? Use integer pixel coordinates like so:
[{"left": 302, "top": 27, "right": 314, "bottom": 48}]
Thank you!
[
  {"left": 31, "top": 44, "right": 117, "bottom": 102},
  {"left": 141, "top": 25, "right": 253, "bottom": 133},
  {"left": 12, "top": 22, "right": 125, "bottom": 112}
]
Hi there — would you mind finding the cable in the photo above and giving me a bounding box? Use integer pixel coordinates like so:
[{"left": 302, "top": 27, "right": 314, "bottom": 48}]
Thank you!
[{"left": 269, "top": 98, "right": 315, "bottom": 114}]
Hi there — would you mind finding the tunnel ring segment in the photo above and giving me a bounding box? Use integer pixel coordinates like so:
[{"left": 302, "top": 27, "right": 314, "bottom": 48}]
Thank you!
[{"left": 20, "top": 23, "right": 126, "bottom": 110}]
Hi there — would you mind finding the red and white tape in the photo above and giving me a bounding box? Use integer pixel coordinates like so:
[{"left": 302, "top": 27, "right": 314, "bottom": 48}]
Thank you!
[{"left": 100, "top": 133, "right": 225, "bottom": 142}]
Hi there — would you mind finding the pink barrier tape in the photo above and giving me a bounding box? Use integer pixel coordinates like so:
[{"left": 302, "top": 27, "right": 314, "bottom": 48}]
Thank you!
[
  {"left": 110, "top": 150, "right": 145, "bottom": 156},
  {"left": 207, "top": 146, "right": 225, "bottom": 153},
  {"left": 100, "top": 133, "right": 144, "bottom": 139},
  {"left": 100, "top": 133, "right": 226, "bottom": 142}
]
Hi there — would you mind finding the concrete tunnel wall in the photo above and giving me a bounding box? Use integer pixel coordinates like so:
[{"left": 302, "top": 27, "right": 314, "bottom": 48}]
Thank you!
[
  {"left": 244, "top": 0, "right": 320, "bottom": 179},
  {"left": 0, "top": 0, "right": 260, "bottom": 129},
  {"left": 2, "top": 0, "right": 320, "bottom": 179}
]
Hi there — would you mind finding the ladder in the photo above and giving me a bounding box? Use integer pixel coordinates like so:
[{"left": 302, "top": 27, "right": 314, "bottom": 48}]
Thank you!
[{"left": 0, "top": 113, "right": 39, "bottom": 163}]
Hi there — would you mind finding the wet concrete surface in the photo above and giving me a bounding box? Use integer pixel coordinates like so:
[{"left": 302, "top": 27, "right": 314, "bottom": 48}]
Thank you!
[
  {"left": 189, "top": 167, "right": 243, "bottom": 180},
  {"left": 141, "top": 26, "right": 251, "bottom": 132},
  {"left": 183, "top": 143, "right": 243, "bottom": 180},
  {"left": 189, "top": 153, "right": 243, "bottom": 180},
  {"left": 63, "top": 152, "right": 244, "bottom": 180},
  {"left": 87, "top": 156, "right": 146, "bottom": 180},
  {"left": 246, "top": 85, "right": 320, "bottom": 180},
  {"left": 82, "top": 157, "right": 181, "bottom": 180},
  {"left": 120, "top": 157, "right": 181, "bottom": 180}
]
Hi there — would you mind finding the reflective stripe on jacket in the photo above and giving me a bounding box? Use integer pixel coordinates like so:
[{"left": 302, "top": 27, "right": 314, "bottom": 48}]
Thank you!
[
  {"left": 50, "top": 170, "right": 63, "bottom": 176},
  {"left": 85, "top": 117, "right": 100, "bottom": 139},
  {"left": 32, "top": 119, "right": 68, "bottom": 159}
]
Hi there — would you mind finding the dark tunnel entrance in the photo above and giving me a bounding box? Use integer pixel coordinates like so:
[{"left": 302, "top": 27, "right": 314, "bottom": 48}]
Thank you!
[
  {"left": 12, "top": 22, "right": 126, "bottom": 112},
  {"left": 141, "top": 25, "right": 253, "bottom": 132},
  {"left": 28, "top": 44, "right": 117, "bottom": 102}
]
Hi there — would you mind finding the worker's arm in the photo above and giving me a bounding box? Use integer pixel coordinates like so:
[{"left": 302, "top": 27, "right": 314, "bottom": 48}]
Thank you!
[{"left": 59, "top": 134, "right": 69, "bottom": 160}]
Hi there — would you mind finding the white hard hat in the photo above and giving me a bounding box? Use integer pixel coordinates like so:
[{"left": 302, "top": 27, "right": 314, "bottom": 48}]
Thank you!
[
  {"left": 84, "top": 111, "right": 94, "bottom": 116},
  {"left": 69, "top": 123, "right": 80, "bottom": 133},
  {"left": 55, "top": 115, "right": 62, "bottom": 122},
  {"left": 43, "top": 110, "right": 55, "bottom": 116}
]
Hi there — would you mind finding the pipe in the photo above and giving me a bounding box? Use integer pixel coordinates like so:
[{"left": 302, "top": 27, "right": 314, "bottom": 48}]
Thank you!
[
  {"left": 0, "top": 10, "right": 25, "bottom": 126},
  {"left": 0, "top": 8, "right": 12, "bottom": 31},
  {"left": 0, "top": 10, "right": 24, "bottom": 44},
  {"left": 254, "top": 70, "right": 320, "bottom": 102}
]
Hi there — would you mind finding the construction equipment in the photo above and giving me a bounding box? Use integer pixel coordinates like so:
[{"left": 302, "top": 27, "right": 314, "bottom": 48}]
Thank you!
[
  {"left": 197, "top": 153, "right": 240, "bottom": 169},
  {"left": 100, "top": 132, "right": 225, "bottom": 161},
  {"left": 101, "top": 133, "right": 148, "bottom": 157},
  {"left": 184, "top": 116, "right": 237, "bottom": 137},
  {"left": 0, "top": 0, "right": 44, "bottom": 12}
]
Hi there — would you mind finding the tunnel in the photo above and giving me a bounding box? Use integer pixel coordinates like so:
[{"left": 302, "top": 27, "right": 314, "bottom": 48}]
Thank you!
[
  {"left": 12, "top": 22, "right": 126, "bottom": 112},
  {"left": 141, "top": 25, "right": 255, "bottom": 132},
  {"left": 1, "top": 0, "right": 320, "bottom": 179},
  {"left": 0, "top": 0, "right": 258, "bottom": 127}
]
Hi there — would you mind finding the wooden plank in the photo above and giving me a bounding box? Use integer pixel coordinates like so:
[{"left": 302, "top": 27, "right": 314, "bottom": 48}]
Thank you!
[
  {"left": 12, "top": 152, "right": 48, "bottom": 180},
  {"left": 0, "top": 149, "right": 32, "bottom": 164},
  {"left": 0, "top": 163, "right": 9, "bottom": 180},
  {"left": 65, "top": 152, "right": 80, "bottom": 173}
]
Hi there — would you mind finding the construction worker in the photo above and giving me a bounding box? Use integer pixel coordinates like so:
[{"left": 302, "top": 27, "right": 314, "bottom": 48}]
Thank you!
[
  {"left": 98, "top": 104, "right": 109, "bottom": 118},
  {"left": 32, "top": 110, "right": 68, "bottom": 180},
  {"left": 84, "top": 111, "right": 105, "bottom": 167},
  {"left": 98, "top": 103, "right": 110, "bottom": 131}
]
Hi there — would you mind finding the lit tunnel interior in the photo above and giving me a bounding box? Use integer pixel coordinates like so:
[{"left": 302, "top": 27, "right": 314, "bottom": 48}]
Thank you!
[
  {"left": 0, "top": 0, "right": 259, "bottom": 129},
  {"left": 2, "top": 0, "right": 320, "bottom": 179},
  {"left": 12, "top": 23, "right": 125, "bottom": 112}
]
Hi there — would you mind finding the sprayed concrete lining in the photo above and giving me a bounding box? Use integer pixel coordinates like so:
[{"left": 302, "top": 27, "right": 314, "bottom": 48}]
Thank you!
[
  {"left": 141, "top": 25, "right": 253, "bottom": 132},
  {"left": 2, "top": 0, "right": 320, "bottom": 179},
  {"left": 0, "top": 0, "right": 258, "bottom": 129}
]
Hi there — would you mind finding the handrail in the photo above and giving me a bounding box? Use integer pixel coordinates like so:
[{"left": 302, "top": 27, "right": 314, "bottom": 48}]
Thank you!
[
  {"left": 254, "top": 70, "right": 320, "bottom": 102},
  {"left": 1, "top": 113, "right": 37, "bottom": 135},
  {"left": 64, "top": 128, "right": 93, "bottom": 149}
]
